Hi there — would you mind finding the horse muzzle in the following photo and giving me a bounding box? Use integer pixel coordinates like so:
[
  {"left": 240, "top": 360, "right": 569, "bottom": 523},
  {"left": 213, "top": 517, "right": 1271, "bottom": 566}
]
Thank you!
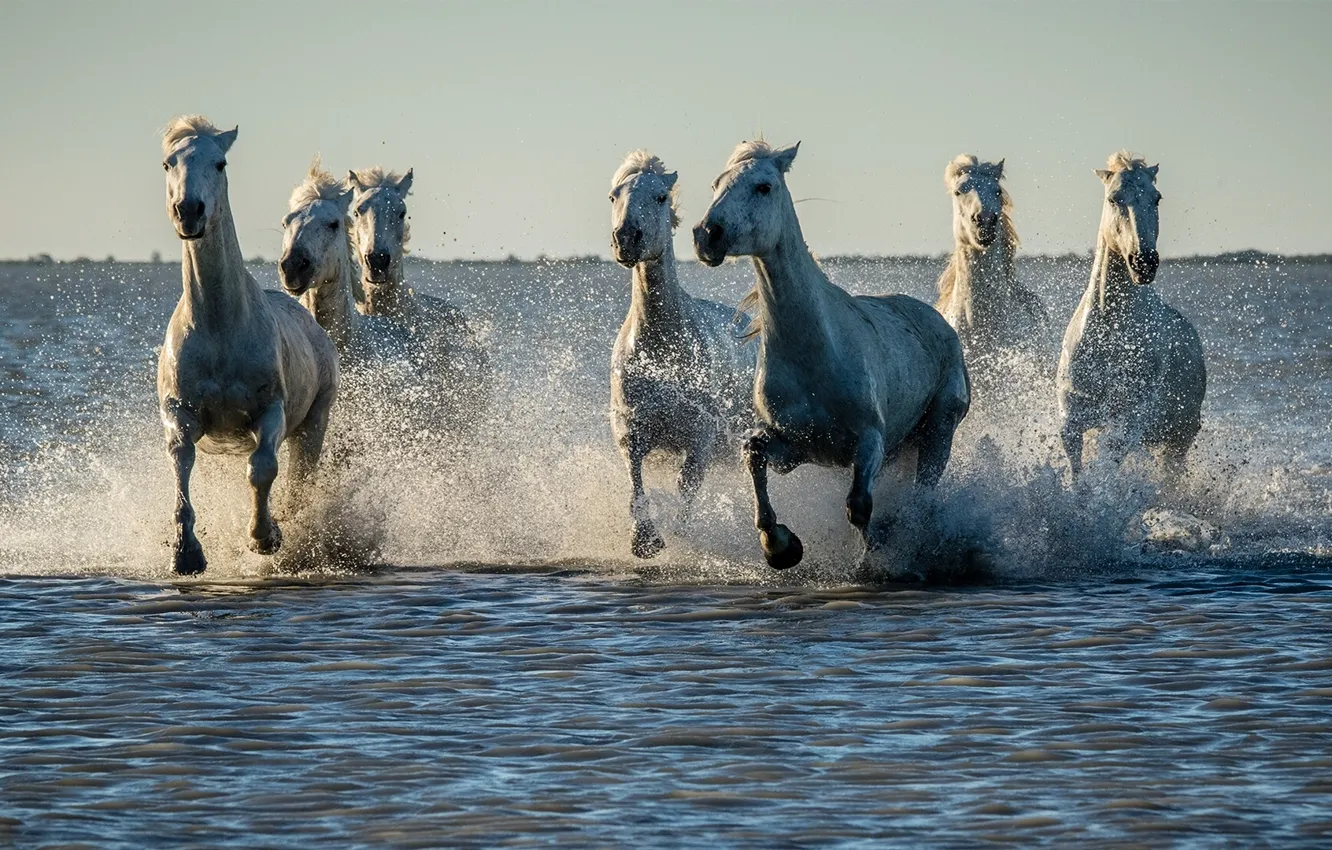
[
  {"left": 693, "top": 222, "right": 728, "bottom": 267},
  {"left": 173, "top": 200, "right": 206, "bottom": 240},
  {"left": 364, "top": 251, "right": 393, "bottom": 283},
  {"left": 278, "top": 252, "right": 314, "bottom": 295},
  {"left": 612, "top": 226, "right": 643, "bottom": 267},
  {"left": 1128, "top": 250, "right": 1159, "bottom": 284}
]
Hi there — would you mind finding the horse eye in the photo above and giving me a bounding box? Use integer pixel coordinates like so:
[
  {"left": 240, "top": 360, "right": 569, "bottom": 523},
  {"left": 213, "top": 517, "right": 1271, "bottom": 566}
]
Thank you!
[
  {"left": 656, "top": 194, "right": 668, "bottom": 204},
  {"left": 399, "top": 211, "right": 406, "bottom": 220},
  {"left": 162, "top": 161, "right": 169, "bottom": 172},
  {"left": 608, "top": 194, "right": 614, "bottom": 202},
  {"left": 328, "top": 220, "right": 339, "bottom": 231},
  {"left": 216, "top": 160, "right": 227, "bottom": 172},
  {"left": 755, "top": 183, "right": 771, "bottom": 195}
]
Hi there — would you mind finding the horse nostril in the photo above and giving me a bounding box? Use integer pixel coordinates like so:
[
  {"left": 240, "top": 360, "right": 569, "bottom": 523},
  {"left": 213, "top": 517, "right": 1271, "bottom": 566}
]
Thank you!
[
  {"left": 366, "top": 251, "right": 391, "bottom": 272},
  {"left": 705, "top": 223, "right": 725, "bottom": 246},
  {"left": 175, "top": 199, "right": 203, "bottom": 220}
]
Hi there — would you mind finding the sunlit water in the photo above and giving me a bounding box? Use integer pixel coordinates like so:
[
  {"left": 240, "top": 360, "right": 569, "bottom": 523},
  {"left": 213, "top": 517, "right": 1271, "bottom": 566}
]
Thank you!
[{"left": 2, "top": 257, "right": 1330, "bottom": 846}]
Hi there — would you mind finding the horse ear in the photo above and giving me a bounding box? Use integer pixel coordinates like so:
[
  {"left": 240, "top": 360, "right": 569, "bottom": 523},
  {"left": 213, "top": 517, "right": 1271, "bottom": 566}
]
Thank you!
[
  {"left": 1147, "top": 163, "right": 1160, "bottom": 178},
  {"left": 347, "top": 170, "right": 363, "bottom": 190},
  {"left": 773, "top": 142, "right": 800, "bottom": 174},
  {"left": 397, "top": 168, "right": 414, "bottom": 194},
  {"left": 663, "top": 171, "right": 679, "bottom": 189},
  {"left": 335, "top": 188, "right": 354, "bottom": 214},
  {"left": 216, "top": 126, "right": 238, "bottom": 154},
  {"left": 1094, "top": 168, "right": 1113, "bottom": 183},
  {"left": 994, "top": 158, "right": 1005, "bottom": 178}
]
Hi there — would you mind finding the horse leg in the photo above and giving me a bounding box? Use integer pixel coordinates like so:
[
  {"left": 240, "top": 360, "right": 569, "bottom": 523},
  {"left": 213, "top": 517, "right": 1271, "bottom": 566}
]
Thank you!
[
  {"left": 743, "top": 429, "right": 804, "bottom": 570},
  {"left": 164, "top": 400, "right": 206, "bottom": 575},
  {"left": 247, "top": 401, "right": 286, "bottom": 555},
  {"left": 625, "top": 435, "right": 665, "bottom": 559},
  {"left": 1060, "top": 421, "right": 1085, "bottom": 482},
  {"left": 847, "top": 429, "right": 885, "bottom": 546},
  {"left": 676, "top": 428, "right": 716, "bottom": 527},
  {"left": 286, "top": 386, "right": 335, "bottom": 515}
]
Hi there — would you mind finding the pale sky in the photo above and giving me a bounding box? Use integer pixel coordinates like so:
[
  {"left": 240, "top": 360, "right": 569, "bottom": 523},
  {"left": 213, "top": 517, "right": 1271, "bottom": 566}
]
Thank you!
[{"left": 1, "top": 1, "right": 1328, "bottom": 261}]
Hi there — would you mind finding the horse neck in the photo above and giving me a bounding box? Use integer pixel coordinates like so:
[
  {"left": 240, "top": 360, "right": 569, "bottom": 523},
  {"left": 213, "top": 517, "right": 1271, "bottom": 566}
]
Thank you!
[
  {"left": 1084, "top": 228, "right": 1138, "bottom": 317},
  {"left": 751, "top": 204, "right": 835, "bottom": 349},
  {"left": 301, "top": 234, "right": 360, "bottom": 348},
  {"left": 179, "top": 191, "right": 261, "bottom": 327},
  {"left": 627, "top": 249, "right": 688, "bottom": 338},
  {"left": 944, "top": 221, "right": 1016, "bottom": 320},
  {"left": 361, "top": 261, "right": 413, "bottom": 316}
]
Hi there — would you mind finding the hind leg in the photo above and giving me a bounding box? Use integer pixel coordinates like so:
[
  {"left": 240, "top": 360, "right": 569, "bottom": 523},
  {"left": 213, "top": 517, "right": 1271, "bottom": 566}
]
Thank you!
[
  {"left": 624, "top": 433, "right": 665, "bottom": 559},
  {"left": 917, "top": 399, "right": 967, "bottom": 489},
  {"left": 248, "top": 402, "right": 286, "bottom": 555},
  {"left": 163, "top": 399, "right": 206, "bottom": 575},
  {"left": 676, "top": 428, "right": 718, "bottom": 527},
  {"left": 744, "top": 429, "right": 804, "bottom": 570},
  {"left": 847, "top": 429, "right": 885, "bottom": 546},
  {"left": 286, "top": 386, "right": 335, "bottom": 515}
]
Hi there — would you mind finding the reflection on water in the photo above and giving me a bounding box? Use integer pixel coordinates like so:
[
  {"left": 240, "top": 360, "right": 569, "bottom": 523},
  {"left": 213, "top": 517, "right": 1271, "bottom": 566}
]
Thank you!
[{"left": 3, "top": 564, "right": 1332, "bottom": 846}]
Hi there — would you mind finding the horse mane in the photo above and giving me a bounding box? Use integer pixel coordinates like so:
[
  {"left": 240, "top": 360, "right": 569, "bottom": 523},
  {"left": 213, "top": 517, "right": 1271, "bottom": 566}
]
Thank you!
[
  {"left": 612, "top": 150, "right": 681, "bottom": 229},
  {"left": 288, "top": 155, "right": 345, "bottom": 210},
  {"left": 348, "top": 166, "right": 411, "bottom": 249},
  {"left": 349, "top": 166, "right": 410, "bottom": 192},
  {"left": 161, "top": 115, "right": 224, "bottom": 153},
  {"left": 936, "top": 155, "right": 1020, "bottom": 311},
  {"left": 1104, "top": 150, "right": 1150, "bottom": 174},
  {"left": 725, "top": 139, "right": 780, "bottom": 169}
]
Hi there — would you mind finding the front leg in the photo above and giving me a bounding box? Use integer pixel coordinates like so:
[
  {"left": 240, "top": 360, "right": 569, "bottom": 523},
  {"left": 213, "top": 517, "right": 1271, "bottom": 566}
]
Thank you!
[
  {"left": 1060, "top": 419, "right": 1086, "bottom": 482},
  {"left": 847, "top": 428, "right": 885, "bottom": 545},
  {"left": 743, "top": 429, "right": 804, "bottom": 570},
  {"left": 248, "top": 401, "right": 287, "bottom": 555},
  {"left": 163, "top": 399, "right": 205, "bottom": 575},
  {"left": 624, "top": 433, "right": 665, "bottom": 559}
]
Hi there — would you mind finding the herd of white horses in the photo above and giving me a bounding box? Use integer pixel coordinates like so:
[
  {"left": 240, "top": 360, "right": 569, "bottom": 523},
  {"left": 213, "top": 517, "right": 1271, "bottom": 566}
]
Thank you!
[{"left": 157, "top": 115, "right": 1205, "bottom": 575}]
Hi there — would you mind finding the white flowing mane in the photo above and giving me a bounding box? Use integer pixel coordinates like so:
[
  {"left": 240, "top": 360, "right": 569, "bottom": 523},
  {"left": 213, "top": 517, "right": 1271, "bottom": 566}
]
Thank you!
[
  {"left": 1104, "top": 149, "right": 1150, "bottom": 175},
  {"left": 349, "top": 166, "right": 413, "bottom": 248},
  {"left": 612, "top": 150, "right": 681, "bottom": 228},
  {"left": 723, "top": 139, "right": 781, "bottom": 170},
  {"left": 288, "top": 156, "right": 345, "bottom": 210},
  {"left": 936, "top": 154, "right": 1020, "bottom": 310},
  {"left": 161, "top": 115, "right": 224, "bottom": 153}
]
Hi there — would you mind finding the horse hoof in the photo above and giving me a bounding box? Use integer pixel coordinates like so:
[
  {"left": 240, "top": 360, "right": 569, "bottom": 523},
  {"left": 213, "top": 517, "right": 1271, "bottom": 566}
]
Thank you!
[
  {"left": 249, "top": 522, "right": 283, "bottom": 556},
  {"left": 760, "top": 524, "right": 804, "bottom": 570},
  {"left": 172, "top": 539, "right": 207, "bottom": 576},
  {"left": 632, "top": 529, "right": 666, "bottom": 560}
]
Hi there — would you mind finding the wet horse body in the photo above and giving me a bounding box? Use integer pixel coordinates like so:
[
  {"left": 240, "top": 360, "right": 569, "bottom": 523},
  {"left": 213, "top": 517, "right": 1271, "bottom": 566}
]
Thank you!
[
  {"left": 158, "top": 117, "right": 338, "bottom": 574},
  {"left": 695, "top": 141, "right": 970, "bottom": 569},
  {"left": 608, "top": 151, "right": 754, "bottom": 558},
  {"left": 1057, "top": 152, "right": 1205, "bottom": 478}
]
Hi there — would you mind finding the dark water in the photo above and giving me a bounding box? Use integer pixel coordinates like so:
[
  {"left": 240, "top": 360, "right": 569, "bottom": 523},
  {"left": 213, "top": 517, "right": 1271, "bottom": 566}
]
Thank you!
[{"left": 2, "top": 257, "right": 1331, "bottom": 846}]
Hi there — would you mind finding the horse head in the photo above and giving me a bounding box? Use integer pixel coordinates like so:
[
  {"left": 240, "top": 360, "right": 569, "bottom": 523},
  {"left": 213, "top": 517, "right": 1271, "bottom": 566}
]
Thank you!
[{"left": 693, "top": 140, "right": 800, "bottom": 266}]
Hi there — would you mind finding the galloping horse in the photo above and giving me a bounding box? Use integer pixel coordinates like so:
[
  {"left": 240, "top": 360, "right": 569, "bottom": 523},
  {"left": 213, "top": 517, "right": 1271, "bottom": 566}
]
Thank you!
[
  {"left": 158, "top": 117, "right": 338, "bottom": 574},
  {"left": 694, "top": 141, "right": 970, "bottom": 569},
  {"left": 935, "top": 155, "right": 1047, "bottom": 367},
  {"left": 1056, "top": 152, "right": 1205, "bottom": 480},
  {"left": 608, "top": 151, "right": 754, "bottom": 558}
]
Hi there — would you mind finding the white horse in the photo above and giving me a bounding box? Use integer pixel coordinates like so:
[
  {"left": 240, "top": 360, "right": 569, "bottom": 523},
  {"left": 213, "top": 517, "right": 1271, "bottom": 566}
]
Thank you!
[
  {"left": 345, "top": 166, "right": 489, "bottom": 422},
  {"left": 935, "top": 155, "right": 1047, "bottom": 362},
  {"left": 1056, "top": 152, "right": 1205, "bottom": 480},
  {"left": 278, "top": 158, "right": 365, "bottom": 353},
  {"left": 608, "top": 151, "right": 755, "bottom": 559},
  {"left": 694, "top": 141, "right": 971, "bottom": 569},
  {"left": 157, "top": 117, "right": 339, "bottom": 575}
]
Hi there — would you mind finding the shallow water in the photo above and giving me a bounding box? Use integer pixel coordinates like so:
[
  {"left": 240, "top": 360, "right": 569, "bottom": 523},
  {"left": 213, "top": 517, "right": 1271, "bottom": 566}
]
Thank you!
[{"left": 2, "top": 257, "right": 1331, "bottom": 845}]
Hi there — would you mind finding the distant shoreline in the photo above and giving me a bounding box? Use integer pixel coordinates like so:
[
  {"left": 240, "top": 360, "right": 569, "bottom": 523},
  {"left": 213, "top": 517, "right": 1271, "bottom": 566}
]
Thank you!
[{"left": 3, "top": 250, "right": 1328, "bottom": 267}]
